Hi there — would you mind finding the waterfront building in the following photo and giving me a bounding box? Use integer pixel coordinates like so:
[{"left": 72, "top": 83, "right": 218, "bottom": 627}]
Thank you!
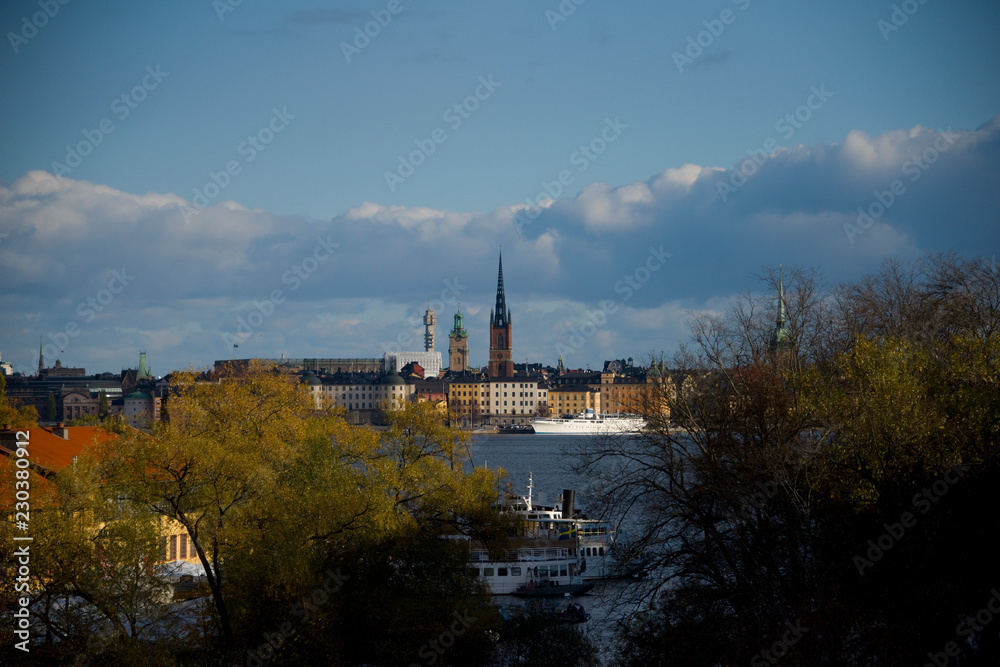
[{"left": 301, "top": 370, "right": 415, "bottom": 421}]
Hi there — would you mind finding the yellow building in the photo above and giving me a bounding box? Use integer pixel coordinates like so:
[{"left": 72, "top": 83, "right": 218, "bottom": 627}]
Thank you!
[
  {"left": 599, "top": 373, "right": 650, "bottom": 415},
  {"left": 448, "top": 378, "right": 485, "bottom": 424},
  {"left": 548, "top": 385, "right": 601, "bottom": 417}
]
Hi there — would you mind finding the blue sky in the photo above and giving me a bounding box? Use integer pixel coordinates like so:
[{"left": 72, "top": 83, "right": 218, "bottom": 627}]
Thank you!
[{"left": 1, "top": 0, "right": 998, "bottom": 375}]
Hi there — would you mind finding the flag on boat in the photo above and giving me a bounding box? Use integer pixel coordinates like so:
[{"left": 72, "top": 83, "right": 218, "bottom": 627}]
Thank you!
[{"left": 558, "top": 525, "right": 578, "bottom": 540}]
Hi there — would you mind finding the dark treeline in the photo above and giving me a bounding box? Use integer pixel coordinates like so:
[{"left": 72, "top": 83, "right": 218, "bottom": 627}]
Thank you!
[{"left": 578, "top": 253, "right": 1000, "bottom": 665}]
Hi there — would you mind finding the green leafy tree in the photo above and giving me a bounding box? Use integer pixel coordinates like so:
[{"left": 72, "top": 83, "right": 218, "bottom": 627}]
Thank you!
[
  {"left": 98, "top": 390, "right": 110, "bottom": 420},
  {"left": 0, "top": 372, "right": 38, "bottom": 427},
  {"left": 46, "top": 391, "right": 57, "bottom": 421},
  {"left": 96, "top": 364, "right": 504, "bottom": 664}
]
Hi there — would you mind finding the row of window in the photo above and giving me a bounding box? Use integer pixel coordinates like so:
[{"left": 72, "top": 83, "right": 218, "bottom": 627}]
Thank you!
[
  {"left": 160, "top": 533, "right": 189, "bottom": 561},
  {"left": 472, "top": 564, "right": 570, "bottom": 578}
]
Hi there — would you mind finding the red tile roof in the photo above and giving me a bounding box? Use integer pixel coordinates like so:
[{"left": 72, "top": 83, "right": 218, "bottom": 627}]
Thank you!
[{"left": 0, "top": 425, "right": 114, "bottom": 474}]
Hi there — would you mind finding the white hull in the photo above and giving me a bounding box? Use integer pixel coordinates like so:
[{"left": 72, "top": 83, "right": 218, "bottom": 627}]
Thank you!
[
  {"left": 470, "top": 546, "right": 585, "bottom": 595},
  {"left": 530, "top": 414, "right": 645, "bottom": 435}
]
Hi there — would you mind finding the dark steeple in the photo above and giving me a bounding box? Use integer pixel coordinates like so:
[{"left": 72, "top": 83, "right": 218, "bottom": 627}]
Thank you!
[
  {"left": 492, "top": 251, "right": 510, "bottom": 328},
  {"left": 488, "top": 249, "right": 514, "bottom": 378},
  {"left": 769, "top": 266, "right": 793, "bottom": 358}
]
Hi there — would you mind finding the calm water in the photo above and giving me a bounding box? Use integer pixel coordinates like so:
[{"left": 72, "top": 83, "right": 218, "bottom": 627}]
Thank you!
[
  {"left": 467, "top": 432, "right": 640, "bottom": 659},
  {"left": 468, "top": 433, "right": 596, "bottom": 510}
]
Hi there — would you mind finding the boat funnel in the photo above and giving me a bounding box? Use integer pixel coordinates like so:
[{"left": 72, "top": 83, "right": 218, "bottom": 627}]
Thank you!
[{"left": 562, "top": 489, "right": 575, "bottom": 519}]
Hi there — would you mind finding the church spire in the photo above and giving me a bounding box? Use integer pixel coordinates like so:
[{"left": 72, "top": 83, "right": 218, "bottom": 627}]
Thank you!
[
  {"left": 770, "top": 266, "right": 792, "bottom": 357},
  {"left": 492, "top": 251, "right": 509, "bottom": 328},
  {"left": 38, "top": 335, "right": 44, "bottom": 374}
]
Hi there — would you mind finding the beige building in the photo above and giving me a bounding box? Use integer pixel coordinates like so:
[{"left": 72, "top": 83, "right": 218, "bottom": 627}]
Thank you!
[
  {"left": 447, "top": 376, "right": 548, "bottom": 426},
  {"left": 302, "top": 371, "right": 414, "bottom": 413}
]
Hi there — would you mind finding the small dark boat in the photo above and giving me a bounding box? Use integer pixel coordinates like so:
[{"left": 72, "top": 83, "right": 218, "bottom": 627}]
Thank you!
[{"left": 497, "top": 424, "right": 535, "bottom": 434}]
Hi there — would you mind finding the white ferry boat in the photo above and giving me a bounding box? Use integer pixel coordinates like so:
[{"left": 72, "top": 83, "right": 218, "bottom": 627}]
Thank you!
[{"left": 530, "top": 409, "right": 645, "bottom": 435}]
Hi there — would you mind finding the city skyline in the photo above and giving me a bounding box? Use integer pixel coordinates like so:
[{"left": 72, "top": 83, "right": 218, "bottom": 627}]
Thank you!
[{"left": 1, "top": 1, "right": 998, "bottom": 375}]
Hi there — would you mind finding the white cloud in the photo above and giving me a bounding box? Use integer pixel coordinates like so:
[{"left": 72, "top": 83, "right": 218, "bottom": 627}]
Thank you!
[{"left": 1, "top": 117, "right": 996, "bottom": 374}]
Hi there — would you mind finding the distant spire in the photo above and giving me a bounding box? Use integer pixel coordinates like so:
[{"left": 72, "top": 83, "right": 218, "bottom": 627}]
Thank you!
[
  {"left": 770, "top": 266, "right": 793, "bottom": 357},
  {"left": 38, "top": 335, "right": 44, "bottom": 374},
  {"left": 493, "top": 251, "right": 509, "bottom": 328}
]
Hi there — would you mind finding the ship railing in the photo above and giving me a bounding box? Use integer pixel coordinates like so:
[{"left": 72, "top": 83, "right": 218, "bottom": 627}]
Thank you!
[{"left": 469, "top": 547, "right": 570, "bottom": 563}]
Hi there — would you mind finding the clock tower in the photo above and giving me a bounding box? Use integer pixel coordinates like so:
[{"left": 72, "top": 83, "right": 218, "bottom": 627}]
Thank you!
[{"left": 448, "top": 306, "right": 469, "bottom": 372}]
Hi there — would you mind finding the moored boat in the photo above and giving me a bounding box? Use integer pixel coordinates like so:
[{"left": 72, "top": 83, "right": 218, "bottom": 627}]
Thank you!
[{"left": 530, "top": 409, "right": 645, "bottom": 435}]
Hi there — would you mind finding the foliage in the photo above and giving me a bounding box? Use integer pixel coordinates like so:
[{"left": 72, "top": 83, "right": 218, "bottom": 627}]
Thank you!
[
  {"left": 584, "top": 254, "right": 1000, "bottom": 666},
  {"left": 0, "top": 372, "right": 38, "bottom": 428},
  {"left": 66, "top": 413, "right": 101, "bottom": 426},
  {"left": 98, "top": 390, "right": 110, "bottom": 420},
  {"left": 11, "top": 362, "right": 509, "bottom": 664}
]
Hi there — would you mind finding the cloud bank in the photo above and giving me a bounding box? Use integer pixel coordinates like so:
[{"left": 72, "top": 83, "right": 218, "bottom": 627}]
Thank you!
[{"left": 2, "top": 117, "right": 997, "bottom": 374}]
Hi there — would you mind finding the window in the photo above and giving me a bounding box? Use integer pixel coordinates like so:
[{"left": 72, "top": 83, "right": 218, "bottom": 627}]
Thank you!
[
  {"left": 498, "top": 567, "right": 508, "bottom": 576},
  {"left": 170, "top": 535, "right": 177, "bottom": 561},
  {"left": 180, "top": 534, "right": 187, "bottom": 559},
  {"left": 484, "top": 567, "right": 495, "bottom": 577},
  {"left": 511, "top": 567, "right": 521, "bottom": 576}
]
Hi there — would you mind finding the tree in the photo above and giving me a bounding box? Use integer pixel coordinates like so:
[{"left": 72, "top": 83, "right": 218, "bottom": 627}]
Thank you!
[
  {"left": 98, "top": 390, "right": 110, "bottom": 420},
  {"left": 581, "top": 256, "right": 1000, "bottom": 665},
  {"left": 0, "top": 372, "right": 38, "bottom": 428},
  {"left": 97, "top": 363, "right": 322, "bottom": 652},
  {"left": 93, "top": 364, "right": 505, "bottom": 664},
  {"left": 46, "top": 392, "right": 57, "bottom": 421}
]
